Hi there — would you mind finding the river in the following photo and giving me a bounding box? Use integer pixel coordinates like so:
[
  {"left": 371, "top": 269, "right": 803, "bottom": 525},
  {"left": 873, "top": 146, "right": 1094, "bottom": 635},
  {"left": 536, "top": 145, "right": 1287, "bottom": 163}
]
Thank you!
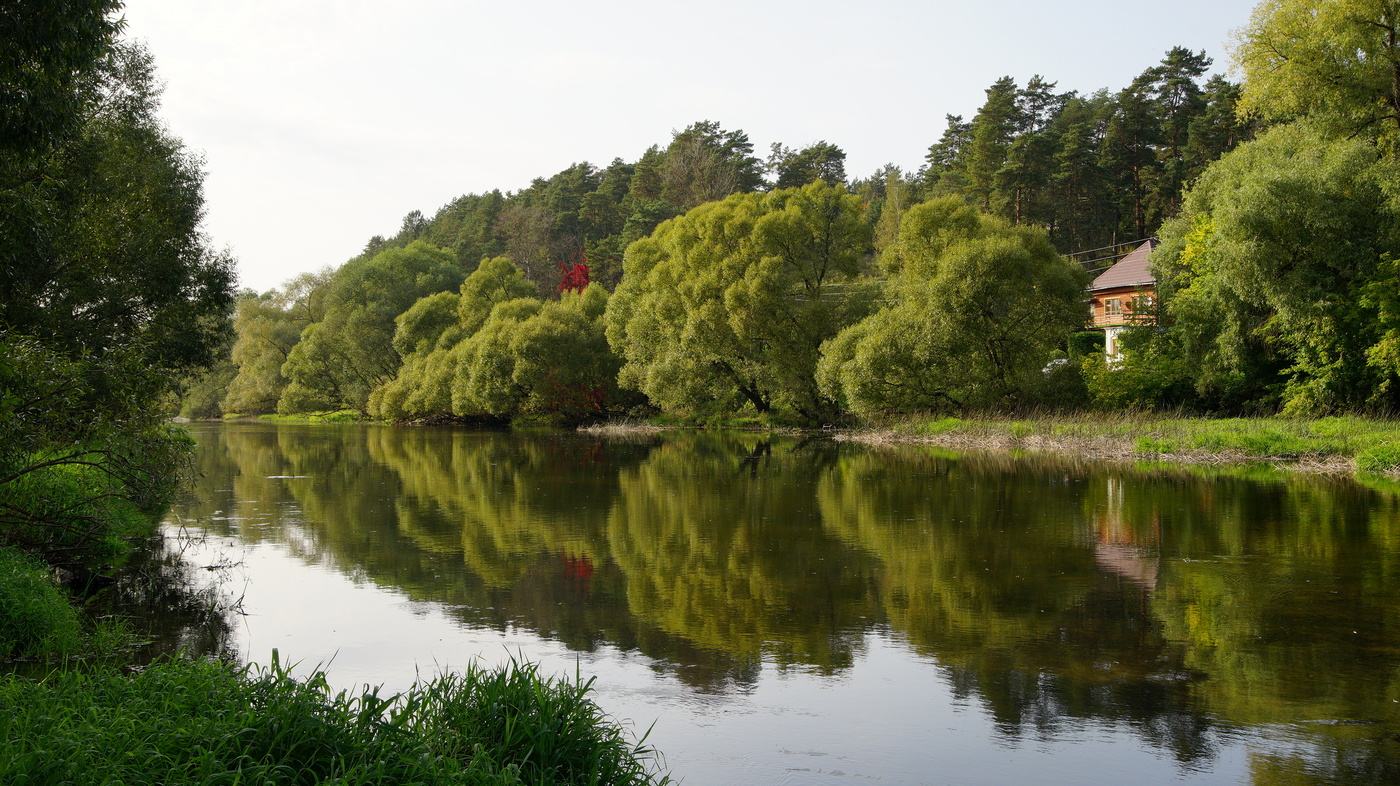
[{"left": 161, "top": 421, "right": 1400, "bottom": 784}]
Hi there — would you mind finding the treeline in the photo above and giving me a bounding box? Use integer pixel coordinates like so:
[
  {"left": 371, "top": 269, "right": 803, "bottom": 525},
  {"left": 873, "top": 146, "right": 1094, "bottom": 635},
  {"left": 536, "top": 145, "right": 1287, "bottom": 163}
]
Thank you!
[
  {"left": 356, "top": 46, "right": 1249, "bottom": 289},
  {"left": 196, "top": 45, "right": 1255, "bottom": 424},
  {"left": 1, "top": 0, "right": 236, "bottom": 665},
  {"left": 1116, "top": 0, "right": 1400, "bottom": 415},
  {"left": 198, "top": 1, "right": 1400, "bottom": 422}
]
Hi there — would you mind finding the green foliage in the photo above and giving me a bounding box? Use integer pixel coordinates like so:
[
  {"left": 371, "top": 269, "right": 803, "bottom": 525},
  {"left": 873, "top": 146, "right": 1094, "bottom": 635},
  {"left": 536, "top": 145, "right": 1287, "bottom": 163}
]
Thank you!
[
  {"left": 254, "top": 410, "right": 362, "bottom": 424},
  {"left": 457, "top": 256, "right": 539, "bottom": 335},
  {"left": 450, "top": 297, "right": 544, "bottom": 419},
  {"left": 178, "top": 350, "right": 237, "bottom": 420},
  {"left": 1067, "top": 330, "right": 1105, "bottom": 358},
  {"left": 1, "top": 42, "right": 235, "bottom": 379},
  {"left": 370, "top": 257, "right": 534, "bottom": 421},
  {"left": 1235, "top": 0, "right": 1400, "bottom": 144},
  {"left": 0, "top": 546, "right": 81, "bottom": 659},
  {"left": 1355, "top": 444, "right": 1400, "bottom": 474},
  {"left": 371, "top": 259, "right": 624, "bottom": 424},
  {"left": 817, "top": 197, "right": 1088, "bottom": 416},
  {"left": 280, "top": 241, "right": 464, "bottom": 414},
  {"left": 393, "top": 290, "right": 461, "bottom": 358},
  {"left": 505, "top": 284, "right": 627, "bottom": 423},
  {"left": 0, "top": 656, "right": 669, "bottom": 784},
  {"left": 916, "top": 54, "right": 1245, "bottom": 254},
  {"left": 915, "top": 417, "right": 965, "bottom": 436},
  {"left": 768, "top": 140, "right": 847, "bottom": 189},
  {"left": 223, "top": 271, "right": 333, "bottom": 414},
  {"left": 661, "top": 120, "right": 764, "bottom": 211},
  {"left": 0, "top": 0, "right": 123, "bottom": 156},
  {"left": 0, "top": 337, "right": 189, "bottom": 566},
  {"left": 1080, "top": 329, "right": 1193, "bottom": 411},
  {"left": 1153, "top": 121, "right": 1400, "bottom": 413},
  {"left": 606, "top": 181, "right": 874, "bottom": 421},
  {"left": 0, "top": 13, "right": 223, "bottom": 588}
]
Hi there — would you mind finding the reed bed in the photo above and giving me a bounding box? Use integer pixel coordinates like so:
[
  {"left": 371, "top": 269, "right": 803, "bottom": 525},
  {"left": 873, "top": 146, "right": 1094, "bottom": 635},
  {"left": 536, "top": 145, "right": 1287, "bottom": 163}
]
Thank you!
[
  {"left": 0, "top": 652, "right": 669, "bottom": 785},
  {"left": 845, "top": 414, "right": 1400, "bottom": 473}
]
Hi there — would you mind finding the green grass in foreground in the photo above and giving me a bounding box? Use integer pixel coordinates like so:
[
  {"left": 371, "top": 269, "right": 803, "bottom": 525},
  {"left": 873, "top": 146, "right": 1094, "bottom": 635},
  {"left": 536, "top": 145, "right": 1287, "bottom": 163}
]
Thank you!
[
  {"left": 900, "top": 414, "right": 1400, "bottom": 470},
  {"left": 0, "top": 653, "right": 669, "bottom": 785},
  {"left": 0, "top": 547, "right": 81, "bottom": 660}
]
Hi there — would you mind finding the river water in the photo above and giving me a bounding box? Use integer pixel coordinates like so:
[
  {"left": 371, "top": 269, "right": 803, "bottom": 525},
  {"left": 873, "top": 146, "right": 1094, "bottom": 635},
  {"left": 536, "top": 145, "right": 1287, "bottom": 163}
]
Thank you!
[{"left": 163, "top": 421, "right": 1400, "bottom": 784}]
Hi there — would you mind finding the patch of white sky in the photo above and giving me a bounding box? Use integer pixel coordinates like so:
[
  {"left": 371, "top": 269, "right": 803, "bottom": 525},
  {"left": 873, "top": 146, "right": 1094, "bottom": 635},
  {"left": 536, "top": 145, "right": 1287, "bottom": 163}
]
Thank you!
[{"left": 119, "top": 0, "right": 1260, "bottom": 292}]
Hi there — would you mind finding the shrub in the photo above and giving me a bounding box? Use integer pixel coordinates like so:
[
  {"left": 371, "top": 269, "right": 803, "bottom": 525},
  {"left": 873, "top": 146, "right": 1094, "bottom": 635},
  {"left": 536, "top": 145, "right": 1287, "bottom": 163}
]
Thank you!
[{"left": 1067, "top": 331, "right": 1105, "bottom": 359}]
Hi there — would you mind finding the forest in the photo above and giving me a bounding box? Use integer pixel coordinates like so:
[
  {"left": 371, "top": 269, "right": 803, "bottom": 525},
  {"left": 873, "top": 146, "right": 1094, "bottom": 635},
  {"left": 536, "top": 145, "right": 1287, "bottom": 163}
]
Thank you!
[{"left": 183, "top": 0, "right": 1400, "bottom": 426}]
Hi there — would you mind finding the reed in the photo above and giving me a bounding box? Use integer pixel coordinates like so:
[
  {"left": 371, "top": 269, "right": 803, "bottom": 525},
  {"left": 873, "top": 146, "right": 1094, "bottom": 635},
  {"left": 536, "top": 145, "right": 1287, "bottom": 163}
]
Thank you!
[
  {"left": 881, "top": 414, "right": 1400, "bottom": 471},
  {"left": 0, "top": 652, "right": 669, "bottom": 785}
]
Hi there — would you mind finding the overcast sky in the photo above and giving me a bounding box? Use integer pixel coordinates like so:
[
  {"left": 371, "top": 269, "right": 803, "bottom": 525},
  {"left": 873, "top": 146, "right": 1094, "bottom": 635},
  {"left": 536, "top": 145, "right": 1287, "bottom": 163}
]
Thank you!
[{"left": 119, "top": 0, "right": 1261, "bottom": 293}]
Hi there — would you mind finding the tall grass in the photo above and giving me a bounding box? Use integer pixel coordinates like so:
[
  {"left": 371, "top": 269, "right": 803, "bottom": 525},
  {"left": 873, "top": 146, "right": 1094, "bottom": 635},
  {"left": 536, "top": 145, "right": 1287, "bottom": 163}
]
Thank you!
[
  {"left": 0, "top": 653, "right": 669, "bottom": 785},
  {"left": 0, "top": 546, "right": 81, "bottom": 659},
  {"left": 894, "top": 413, "right": 1400, "bottom": 471}
]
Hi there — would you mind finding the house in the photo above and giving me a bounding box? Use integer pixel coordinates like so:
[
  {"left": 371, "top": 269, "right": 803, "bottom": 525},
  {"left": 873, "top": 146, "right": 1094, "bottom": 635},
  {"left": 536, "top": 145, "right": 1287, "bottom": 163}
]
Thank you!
[{"left": 1086, "top": 239, "right": 1157, "bottom": 361}]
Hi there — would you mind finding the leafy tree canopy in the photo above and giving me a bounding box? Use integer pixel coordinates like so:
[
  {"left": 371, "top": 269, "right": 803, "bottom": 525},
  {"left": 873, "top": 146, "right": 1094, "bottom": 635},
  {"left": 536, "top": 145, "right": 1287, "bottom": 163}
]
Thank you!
[
  {"left": 1, "top": 41, "right": 236, "bottom": 378},
  {"left": 606, "top": 180, "right": 873, "bottom": 421},
  {"left": 818, "top": 197, "right": 1088, "bottom": 416},
  {"left": 0, "top": 0, "right": 123, "bottom": 156},
  {"left": 280, "top": 241, "right": 463, "bottom": 413},
  {"left": 1235, "top": 0, "right": 1400, "bottom": 144},
  {"left": 1152, "top": 121, "right": 1400, "bottom": 413}
]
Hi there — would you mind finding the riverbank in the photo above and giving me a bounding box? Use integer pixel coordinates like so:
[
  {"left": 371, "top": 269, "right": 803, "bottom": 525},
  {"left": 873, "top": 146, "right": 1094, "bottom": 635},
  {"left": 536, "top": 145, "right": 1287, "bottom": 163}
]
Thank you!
[
  {"left": 1, "top": 423, "right": 671, "bottom": 785},
  {"left": 1, "top": 651, "right": 669, "bottom": 785},
  {"left": 837, "top": 414, "right": 1400, "bottom": 474},
  {"left": 222, "top": 410, "right": 1400, "bottom": 476},
  {"left": 579, "top": 413, "right": 1400, "bottom": 475}
]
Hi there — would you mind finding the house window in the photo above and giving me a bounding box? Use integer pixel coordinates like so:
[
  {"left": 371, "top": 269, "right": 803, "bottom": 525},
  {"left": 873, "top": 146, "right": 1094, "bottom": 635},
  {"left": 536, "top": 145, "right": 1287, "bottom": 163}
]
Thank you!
[
  {"left": 1104, "top": 297, "right": 1122, "bottom": 318},
  {"left": 1126, "top": 295, "right": 1155, "bottom": 324}
]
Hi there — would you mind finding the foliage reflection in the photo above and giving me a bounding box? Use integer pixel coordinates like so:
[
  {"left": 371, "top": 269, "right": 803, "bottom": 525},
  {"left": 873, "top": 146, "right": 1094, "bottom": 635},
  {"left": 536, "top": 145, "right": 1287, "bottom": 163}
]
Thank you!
[{"left": 179, "top": 423, "right": 1400, "bottom": 780}]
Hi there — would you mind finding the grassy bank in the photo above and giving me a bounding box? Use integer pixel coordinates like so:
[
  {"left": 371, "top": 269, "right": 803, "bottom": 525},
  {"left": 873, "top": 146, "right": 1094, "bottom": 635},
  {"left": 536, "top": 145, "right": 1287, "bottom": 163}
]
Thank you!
[
  {"left": 1, "top": 654, "right": 668, "bottom": 785},
  {"left": 847, "top": 414, "right": 1400, "bottom": 473},
  {"left": 1, "top": 421, "right": 670, "bottom": 784}
]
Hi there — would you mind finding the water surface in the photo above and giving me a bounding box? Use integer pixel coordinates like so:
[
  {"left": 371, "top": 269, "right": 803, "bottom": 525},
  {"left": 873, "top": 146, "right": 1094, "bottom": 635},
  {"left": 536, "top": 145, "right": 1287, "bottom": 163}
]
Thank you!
[{"left": 168, "top": 422, "right": 1400, "bottom": 784}]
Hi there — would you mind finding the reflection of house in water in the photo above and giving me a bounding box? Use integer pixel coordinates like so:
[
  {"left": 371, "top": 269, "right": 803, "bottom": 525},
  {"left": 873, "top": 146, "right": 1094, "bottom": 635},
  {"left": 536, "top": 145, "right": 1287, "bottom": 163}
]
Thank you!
[
  {"left": 1093, "top": 477, "right": 1160, "bottom": 591},
  {"left": 1084, "top": 239, "right": 1158, "bottom": 364}
]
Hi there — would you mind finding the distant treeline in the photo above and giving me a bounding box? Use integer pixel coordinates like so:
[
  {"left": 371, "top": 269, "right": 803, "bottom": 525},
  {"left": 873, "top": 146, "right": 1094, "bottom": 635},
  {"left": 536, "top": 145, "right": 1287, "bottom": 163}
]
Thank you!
[
  {"left": 343, "top": 46, "right": 1248, "bottom": 296},
  {"left": 189, "top": 5, "right": 1400, "bottom": 422}
]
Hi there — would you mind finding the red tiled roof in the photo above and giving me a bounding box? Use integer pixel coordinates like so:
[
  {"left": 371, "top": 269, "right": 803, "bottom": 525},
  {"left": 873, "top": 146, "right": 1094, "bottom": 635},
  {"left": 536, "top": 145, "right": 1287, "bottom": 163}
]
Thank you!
[{"left": 1089, "top": 240, "right": 1156, "bottom": 292}]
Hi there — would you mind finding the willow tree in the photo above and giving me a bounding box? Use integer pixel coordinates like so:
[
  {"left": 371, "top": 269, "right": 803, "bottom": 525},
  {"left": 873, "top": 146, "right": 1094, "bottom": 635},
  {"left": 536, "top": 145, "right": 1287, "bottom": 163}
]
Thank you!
[
  {"left": 1152, "top": 121, "right": 1400, "bottom": 413},
  {"left": 605, "top": 180, "right": 874, "bottom": 422},
  {"left": 817, "top": 197, "right": 1087, "bottom": 416},
  {"left": 279, "top": 241, "right": 463, "bottom": 414},
  {"left": 370, "top": 257, "right": 623, "bottom": 423},
  {"left": 369, "top": 256, "right": 536, "bottom": 420},
  {"left": 1234, "top": 0, "right": 1400, "bottom": 144}
]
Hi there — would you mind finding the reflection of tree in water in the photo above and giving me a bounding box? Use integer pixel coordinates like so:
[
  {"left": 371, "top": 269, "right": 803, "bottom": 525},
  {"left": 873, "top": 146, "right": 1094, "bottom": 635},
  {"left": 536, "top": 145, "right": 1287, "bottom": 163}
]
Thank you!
[
  {"left": 94, "top": 530, "right": 240, "bottom": 665},
  {"left": 177, "top": 423, "right": 1400, "bottom": 780},
  {"left": 1141, "top": 469, "right": 1400, "bottom": 783},
  {"left": 1250, "top": 738, "right": 1400, "bottom": 785},
  {"left": 607, "top": 432, "right": 879, "bottom": 679},
  {"left": 818, "top": 448, "right": 1232, "bottom": 763},
  {"left": 834, "top": 448, "right": 1400, "bottom": 776},
  {"left": 368, "top": 428, "right": 633, "bottom": 587}
]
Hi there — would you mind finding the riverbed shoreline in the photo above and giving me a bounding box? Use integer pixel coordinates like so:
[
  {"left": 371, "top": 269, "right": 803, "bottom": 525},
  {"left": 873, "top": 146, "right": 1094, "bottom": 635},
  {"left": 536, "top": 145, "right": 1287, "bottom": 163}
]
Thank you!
[{"left": 584, "top": 414, "right": 1400, "bottom": 476}]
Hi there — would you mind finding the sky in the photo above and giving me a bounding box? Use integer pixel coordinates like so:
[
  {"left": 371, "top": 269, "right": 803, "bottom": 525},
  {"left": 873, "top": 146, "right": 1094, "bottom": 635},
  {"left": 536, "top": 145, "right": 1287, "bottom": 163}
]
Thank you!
[{"left": 119, "top": 0, "right": 1262, "bottom": 293}]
